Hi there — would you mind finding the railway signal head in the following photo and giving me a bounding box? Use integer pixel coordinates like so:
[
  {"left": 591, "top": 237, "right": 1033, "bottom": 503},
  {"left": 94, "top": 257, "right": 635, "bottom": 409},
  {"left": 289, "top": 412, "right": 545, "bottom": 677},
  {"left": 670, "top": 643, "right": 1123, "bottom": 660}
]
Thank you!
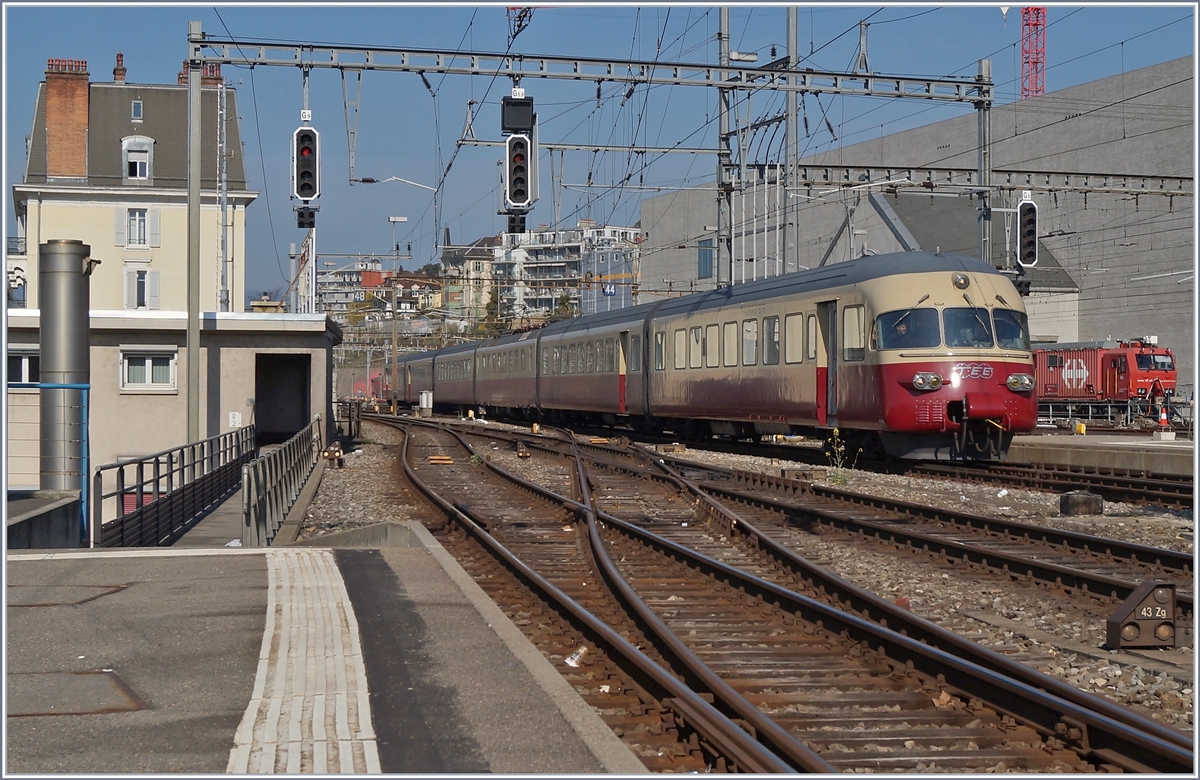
[
  {"left": 501, "top": 97, "right": 535, "bottom": 132},
  {"left": 1016, "top": 200, "right": 1038, "bottom": 268},
  {"left": 1107, "top": 581, "right": 1176, "bottom": 649},
  {"left": 504, "top": 133, "right": 534, "bottom": 210},
  {"left": 292, "top": 126, "right": 320, "bottom": 201}
]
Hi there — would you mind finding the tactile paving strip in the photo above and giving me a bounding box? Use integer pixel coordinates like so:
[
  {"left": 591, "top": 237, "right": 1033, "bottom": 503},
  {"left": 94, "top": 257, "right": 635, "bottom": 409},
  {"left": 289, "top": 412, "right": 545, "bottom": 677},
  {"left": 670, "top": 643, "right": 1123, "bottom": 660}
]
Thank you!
[{"left": 226, "top": 549, "right": 380, "bottom": 774}]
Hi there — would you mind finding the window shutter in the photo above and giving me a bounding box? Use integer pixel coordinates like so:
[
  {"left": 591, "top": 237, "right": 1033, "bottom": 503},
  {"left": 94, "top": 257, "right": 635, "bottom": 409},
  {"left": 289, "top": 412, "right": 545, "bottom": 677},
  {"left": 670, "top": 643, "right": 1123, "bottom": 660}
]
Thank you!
[
  {"left": 115, "top": 208, "right": 126, "bottom": 246},
  {"left": 148, "top": 209, "right": 160, "bottom": 247},
  {"left": 147, "top": 271, "right": 160, "bottom": 309},
  {"left": 124, "top": 268, "right": 137, "bottom": 309}
]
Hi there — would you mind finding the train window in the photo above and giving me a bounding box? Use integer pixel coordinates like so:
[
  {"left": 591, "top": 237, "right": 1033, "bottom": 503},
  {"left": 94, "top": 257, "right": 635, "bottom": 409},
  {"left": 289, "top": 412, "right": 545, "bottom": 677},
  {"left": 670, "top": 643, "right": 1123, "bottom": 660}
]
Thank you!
[
  {"left": 1046, "top": 354, "right": 1062, "bottom": 368},
  {"left": 763, "top": 316, "right": 780, "bottom": 365},
  {"left": 742, "top": 320, "right": 758, "bottom": 366},
  {"left": 568, "top": 344, "right": 576, "bottom": 374},
  {"left": 542, "top": 348, "right": 549, "bottom": 375},
  {"left": 843, "top": 306, "right": 866, "bottom": 362},
  {"left": 1119, "top": 356, "right": 1128, "bottom": 373},
  {"left": 1138, "top": 353, "right": 1176, "bottom": 371},
  {"left": 606, "top": 339, "right": 615, "bottom": 372},
  {"left": 654, "top": 332, "right": 665, "bottom": 370},
  {"left": 689, "top": 327, "right": 703, "bottom": 368},
  {"left": 944, "top": 307, "right": 994, "bottom": 348},
  {"left": 674, "top": 329, "right": 687, "bottom": 370},
  {"left": 705, "top": 325, "right": 720, "bottom": 368},
  {"left": 723, "top": 322, "right": 738, "bottom": 367},
  {"left": 993, "top": 309, "right": 1030, "bottom": 350},
  {"left": 596, "top": 341, "right": 605, "bottom": 372},
  {"left": 784, "top": 314, "right": 804, "bottom": 363},
  {"left": 586, "top": 342, "right": 595, "bottom": 373},
  {"left": 806, "top": 314, "right": 818, "bottom": 360},
  {"left": 876, "top": 308, "right": 941, "bottom": 349},
  {"left": 630, "top": 335, "right": 641, "bottom": 372}
]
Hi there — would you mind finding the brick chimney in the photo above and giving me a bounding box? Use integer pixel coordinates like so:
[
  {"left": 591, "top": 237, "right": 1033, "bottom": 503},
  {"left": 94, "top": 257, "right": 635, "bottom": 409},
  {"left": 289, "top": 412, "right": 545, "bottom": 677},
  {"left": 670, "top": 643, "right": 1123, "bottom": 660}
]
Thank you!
[
  {"left": 44, "top": 58, "right": 89, "bottom": 179},
  {"left": 113, "top": 52, "right": 126, "bottom": 83},
  {"left": 177, "top": 60, "right": 223, "bottom": 86}
]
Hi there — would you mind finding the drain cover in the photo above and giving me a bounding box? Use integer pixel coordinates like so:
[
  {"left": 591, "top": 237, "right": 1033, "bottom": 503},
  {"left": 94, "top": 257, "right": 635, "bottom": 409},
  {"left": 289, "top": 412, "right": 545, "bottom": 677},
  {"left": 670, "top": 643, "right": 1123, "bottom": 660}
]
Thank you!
[
  {"left": 7, "top": 671, "right": 148, "bottom": 716},
  {"left": 7, "top": 585, "right": 128, "bottom": 607}
]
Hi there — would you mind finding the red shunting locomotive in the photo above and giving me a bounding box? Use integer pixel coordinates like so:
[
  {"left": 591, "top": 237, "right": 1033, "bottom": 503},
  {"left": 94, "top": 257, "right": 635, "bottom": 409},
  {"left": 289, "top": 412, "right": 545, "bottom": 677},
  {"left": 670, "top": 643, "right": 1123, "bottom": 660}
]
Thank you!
[{"left": 1034, "top": 337, "right": 1177, "bottom": 425}]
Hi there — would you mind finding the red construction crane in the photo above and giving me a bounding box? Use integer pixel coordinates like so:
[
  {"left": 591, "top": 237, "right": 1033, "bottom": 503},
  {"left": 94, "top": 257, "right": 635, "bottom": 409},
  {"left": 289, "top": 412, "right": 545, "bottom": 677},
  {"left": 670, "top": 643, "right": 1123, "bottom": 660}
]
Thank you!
[{"left": 1021, "top": 7, "right": 1047, "bottom": 98}]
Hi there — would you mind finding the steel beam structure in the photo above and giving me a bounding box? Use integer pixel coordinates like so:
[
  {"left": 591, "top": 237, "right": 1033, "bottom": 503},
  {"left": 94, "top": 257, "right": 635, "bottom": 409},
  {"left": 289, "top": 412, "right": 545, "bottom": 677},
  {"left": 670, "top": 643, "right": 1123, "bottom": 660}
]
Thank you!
[
  {"left": 792, "top": 166, "right": 1191, "bottom": 197},
  {"left": 190, "top": 33, "right": 993, "bottom": 104}
]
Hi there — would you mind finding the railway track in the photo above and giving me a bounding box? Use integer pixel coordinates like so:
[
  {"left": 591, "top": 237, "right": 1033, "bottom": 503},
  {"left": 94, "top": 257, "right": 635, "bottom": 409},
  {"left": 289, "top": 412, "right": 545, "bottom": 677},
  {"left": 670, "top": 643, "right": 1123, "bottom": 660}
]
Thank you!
[
  {"left": 542, "top": 422, "right": 1192, "bottom": 508},
  {"left": 445, "top": 422, "right": 1194, "bottom": 622},
  {"left": 375, "top": 417, "right": 1193, "bottom": 773}
]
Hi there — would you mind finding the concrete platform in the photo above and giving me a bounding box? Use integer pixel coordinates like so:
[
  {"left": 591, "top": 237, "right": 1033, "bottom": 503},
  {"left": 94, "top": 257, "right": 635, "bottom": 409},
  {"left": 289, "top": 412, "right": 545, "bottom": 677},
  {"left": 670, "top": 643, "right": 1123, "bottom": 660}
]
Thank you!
[
  {"left": 5, "top": 522, "right": 646, "bottom": 774},
  {"left": 1008, "top": 432, "right": 1194, "bottom": 477}
]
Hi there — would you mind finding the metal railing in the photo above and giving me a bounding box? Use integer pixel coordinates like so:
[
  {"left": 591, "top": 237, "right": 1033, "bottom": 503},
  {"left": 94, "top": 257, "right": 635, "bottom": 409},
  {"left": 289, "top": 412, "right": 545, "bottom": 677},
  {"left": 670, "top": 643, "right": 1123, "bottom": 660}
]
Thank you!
[
  {"left": 7, "top": 235, "right": 27, "bottom": 254},
  {"left": 93, "top": 427, "right": 256, "bottom": 547},
  {"left": 242, "top": 416, "right": 324, "bottom": 547}
]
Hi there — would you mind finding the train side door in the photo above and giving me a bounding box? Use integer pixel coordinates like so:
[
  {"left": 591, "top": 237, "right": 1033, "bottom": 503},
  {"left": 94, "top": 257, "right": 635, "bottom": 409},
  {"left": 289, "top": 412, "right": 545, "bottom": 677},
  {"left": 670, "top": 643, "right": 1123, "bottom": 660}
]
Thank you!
[
  {"left": 405, "top": 365, "right": 412, "bottom": 403},
  {"left": 1115, "top": 354, "right": 1130, "bottom": 398},
  {"left": 618, "top": 331, "right": 629, "bottom": 414},
  {"left": 816, "top": 301, "right": 838, "bottom": 425}
]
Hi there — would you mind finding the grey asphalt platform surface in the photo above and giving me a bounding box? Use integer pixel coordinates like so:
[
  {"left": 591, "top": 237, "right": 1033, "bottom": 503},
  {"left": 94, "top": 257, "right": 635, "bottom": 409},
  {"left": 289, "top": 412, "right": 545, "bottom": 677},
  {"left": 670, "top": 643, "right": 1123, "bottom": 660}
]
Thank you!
[{"left": 6, "top": 520, "right": 646, "bottom": 774}]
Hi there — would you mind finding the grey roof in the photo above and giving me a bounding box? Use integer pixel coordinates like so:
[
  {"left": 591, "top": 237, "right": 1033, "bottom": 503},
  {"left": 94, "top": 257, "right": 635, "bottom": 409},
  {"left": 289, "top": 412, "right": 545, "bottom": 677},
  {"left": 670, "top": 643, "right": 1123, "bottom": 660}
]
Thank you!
[
  {"left": 876, "top": 192, "right": 1078, "bottom": 293},
  {"left": 24, "top": 81, "right": 247, "bottom": 190}
]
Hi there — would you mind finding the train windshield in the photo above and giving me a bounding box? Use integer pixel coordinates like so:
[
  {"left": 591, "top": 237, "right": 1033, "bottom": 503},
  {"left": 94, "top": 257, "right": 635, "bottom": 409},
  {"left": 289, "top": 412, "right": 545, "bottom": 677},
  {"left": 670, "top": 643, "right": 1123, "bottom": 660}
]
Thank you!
[
  {"left": 876, "top": 308, "right": 940, "bottom": 349},
  {"left": 1136, "top": 353, "right": 1175, "bottom": 371},
  {"left": 992, "top": 309, "right": 1030, "bottom": 350},
  {"left": 944, "top": 307, "right": 995, "bottom": 348}
]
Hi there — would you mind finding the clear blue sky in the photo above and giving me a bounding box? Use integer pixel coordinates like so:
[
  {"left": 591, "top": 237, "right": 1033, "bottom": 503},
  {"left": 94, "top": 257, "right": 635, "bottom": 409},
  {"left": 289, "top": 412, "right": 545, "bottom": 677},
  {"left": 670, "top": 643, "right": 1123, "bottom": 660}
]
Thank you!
[{"left": 4, "top": 3, "right": 1194, "bottom": 302}]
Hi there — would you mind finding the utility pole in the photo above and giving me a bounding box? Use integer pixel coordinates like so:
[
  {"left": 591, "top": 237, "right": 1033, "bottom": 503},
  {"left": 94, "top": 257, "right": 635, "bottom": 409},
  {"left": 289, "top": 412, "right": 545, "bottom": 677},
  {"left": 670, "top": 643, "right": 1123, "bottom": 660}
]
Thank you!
[
  {"left": 390, "top": 280, "right": 398, "bottom": 410},
  {"left": 717, "top": 8, "right": 733, "bottom": 286},
  {"left": 186, "top": 20, "right": 202, "bottom": 444},
  {"left": 785, "top": 7, "right": 798, "bottom": 274},
  {"left": 977, "top": 59, "right": 993, "bottom": 268}
]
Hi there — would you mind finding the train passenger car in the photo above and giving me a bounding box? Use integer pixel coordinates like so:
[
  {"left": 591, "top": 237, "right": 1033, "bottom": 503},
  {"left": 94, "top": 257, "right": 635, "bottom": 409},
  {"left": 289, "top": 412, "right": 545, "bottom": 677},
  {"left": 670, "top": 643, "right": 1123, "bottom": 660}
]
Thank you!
[
  {"left": 1034, "top": 338, "right": 1177, "bottom": 423},
  {"left": 536, "top": 306, "right": 649, "bottom": 420},
  {"left": 389, "top": 251, "right": 1036, "bottom": 460},
  {"left": 474, "top": 331, "right": 540, "bottom": 415},
  {"left": 429, "top": 341, "right": 478, "bottom": 408},
  {"left": 643, "top": 252, "right": 1036, "bottom": 459},
  {"left": 395, "top": 350, "right": 434, "bottom": 406}
]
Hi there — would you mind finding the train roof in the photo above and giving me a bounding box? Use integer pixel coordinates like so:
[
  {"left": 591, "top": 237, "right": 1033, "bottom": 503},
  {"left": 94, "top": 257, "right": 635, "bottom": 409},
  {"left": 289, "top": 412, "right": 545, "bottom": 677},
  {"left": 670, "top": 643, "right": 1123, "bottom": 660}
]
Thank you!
[
  {"left": 651, "top": 251, "right": 1007, "bottom": 319},
  {"left": 400, "top": 252, "right": 1009, "bottom": 359}
]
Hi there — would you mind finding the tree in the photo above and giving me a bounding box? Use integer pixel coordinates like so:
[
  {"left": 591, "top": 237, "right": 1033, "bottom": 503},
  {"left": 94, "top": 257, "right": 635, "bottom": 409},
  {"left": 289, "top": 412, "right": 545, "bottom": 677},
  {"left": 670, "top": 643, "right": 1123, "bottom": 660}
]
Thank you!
[
  {"left": 552, "top": 292, "right": 577, "bottom": 321},
  {"left": 476, "top": 288, "right": 504, "bottom": 336},
  {"left": 416, "top": 262, "right": 441, "bottom": 276}
]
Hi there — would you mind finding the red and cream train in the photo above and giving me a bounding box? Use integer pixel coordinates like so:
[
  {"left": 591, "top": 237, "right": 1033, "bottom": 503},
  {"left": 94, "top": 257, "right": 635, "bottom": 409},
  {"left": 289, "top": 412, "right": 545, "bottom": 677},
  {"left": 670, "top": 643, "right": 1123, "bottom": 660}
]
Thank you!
[{"left": 390, "top": 251, "right": 1039, "bottom": 460}]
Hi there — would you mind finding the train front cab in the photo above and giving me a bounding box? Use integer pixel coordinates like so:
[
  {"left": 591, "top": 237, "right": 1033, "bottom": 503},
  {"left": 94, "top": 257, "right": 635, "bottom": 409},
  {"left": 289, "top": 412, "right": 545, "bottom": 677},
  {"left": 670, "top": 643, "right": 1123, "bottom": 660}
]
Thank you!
[{"left": 866, "top": 272, "right": 1038, "bottom": 460}]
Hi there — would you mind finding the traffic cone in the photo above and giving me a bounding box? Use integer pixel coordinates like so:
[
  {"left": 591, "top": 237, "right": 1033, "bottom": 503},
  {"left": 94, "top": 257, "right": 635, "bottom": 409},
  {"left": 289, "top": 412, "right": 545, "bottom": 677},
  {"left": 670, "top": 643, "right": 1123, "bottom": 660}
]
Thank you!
[{"left": 1160, "top": 407, "right": 1169, "bottom": 428}]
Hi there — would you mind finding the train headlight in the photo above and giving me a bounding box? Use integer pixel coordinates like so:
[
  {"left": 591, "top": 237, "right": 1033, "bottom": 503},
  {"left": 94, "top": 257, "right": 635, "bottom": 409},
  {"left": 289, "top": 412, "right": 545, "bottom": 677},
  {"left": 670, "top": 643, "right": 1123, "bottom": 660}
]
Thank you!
[
  {"left": 952, "top": 273, "right": 970, "bottom": 290},
  {"left": 1006, "top": 373, "right": 1035, "bottom": 392},
  {"left": 912, "top": 372, "right": 943, "bottom": 391},
  {"left": 1137, "top": 388, "right": 1148, "bottom": 396}
]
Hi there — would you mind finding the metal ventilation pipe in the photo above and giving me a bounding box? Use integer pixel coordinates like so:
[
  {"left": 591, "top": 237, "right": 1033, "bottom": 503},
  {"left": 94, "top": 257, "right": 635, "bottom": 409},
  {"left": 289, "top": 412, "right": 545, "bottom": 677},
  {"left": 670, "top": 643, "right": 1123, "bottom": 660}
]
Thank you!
[{"left": 39, "top": 239, "right": 92, "bottom": 491}]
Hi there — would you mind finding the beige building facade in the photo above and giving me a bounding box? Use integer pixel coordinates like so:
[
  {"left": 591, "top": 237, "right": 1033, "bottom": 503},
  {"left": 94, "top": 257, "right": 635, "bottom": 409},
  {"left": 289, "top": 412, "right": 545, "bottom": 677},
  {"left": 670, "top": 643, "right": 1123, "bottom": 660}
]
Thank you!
[{"left": 9, "top": 56, "right": 254, "bottom": 313}]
